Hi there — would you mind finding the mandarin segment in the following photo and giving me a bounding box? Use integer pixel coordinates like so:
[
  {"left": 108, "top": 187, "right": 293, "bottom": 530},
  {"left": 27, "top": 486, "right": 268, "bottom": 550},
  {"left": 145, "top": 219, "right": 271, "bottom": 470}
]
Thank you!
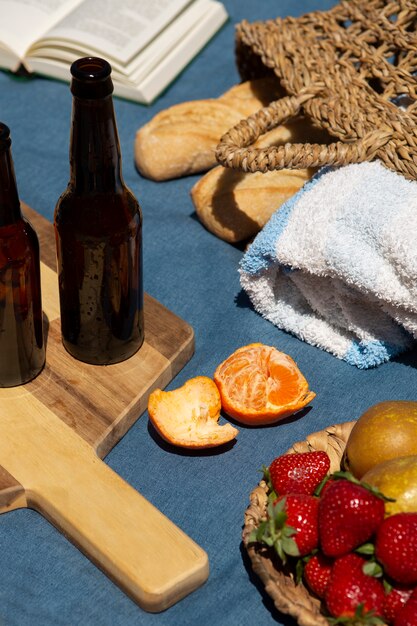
[
  {"left": 148, "top": 376, "right": 238, "bottom": 449},
  {"left": 213, "top": 343, "right": 315, "bottom": 425}
]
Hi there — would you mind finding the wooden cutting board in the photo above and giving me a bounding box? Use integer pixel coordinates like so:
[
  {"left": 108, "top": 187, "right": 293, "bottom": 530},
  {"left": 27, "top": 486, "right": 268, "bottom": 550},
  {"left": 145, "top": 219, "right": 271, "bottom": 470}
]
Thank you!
[{"left": 0, "top": 204, "right": 208, "bottom": 612}]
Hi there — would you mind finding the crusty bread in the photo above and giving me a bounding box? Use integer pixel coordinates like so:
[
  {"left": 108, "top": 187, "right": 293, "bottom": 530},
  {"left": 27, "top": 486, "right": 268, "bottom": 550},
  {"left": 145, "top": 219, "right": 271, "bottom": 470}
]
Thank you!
[
  {"left": 217, "top": 77, "right": 284, "bottom": 118},
  {"left": 135, "top": 75, "right": 334, "bottom": 243},
  {"left": 134, "top": 77, "right": 284, "bottom": 181},
  {"left": 191, "top": 118, "right": 332, "bottom": 243},
  {"left": 191, "top": 166, "right": 313, "bottom": 243}
]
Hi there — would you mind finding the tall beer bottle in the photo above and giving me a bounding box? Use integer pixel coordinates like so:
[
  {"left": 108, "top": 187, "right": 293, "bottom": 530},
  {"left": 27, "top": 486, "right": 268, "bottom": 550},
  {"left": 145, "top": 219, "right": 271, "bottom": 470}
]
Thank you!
[
  {"left": 0, "top": 123, "right": 45, "bottom": 386},
  {"left": 55, "top": 57, "right": 144, "bottom": 365}
]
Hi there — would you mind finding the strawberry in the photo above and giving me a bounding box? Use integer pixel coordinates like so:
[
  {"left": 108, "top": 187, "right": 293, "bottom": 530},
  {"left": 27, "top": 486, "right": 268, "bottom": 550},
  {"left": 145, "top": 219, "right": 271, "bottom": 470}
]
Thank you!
[
  {"left": 376, "top": 513, "right": 417, "bottom": 585},
  {"left": 303, "top": 553, "right": 333, "bottom": 598},
  {"left": 318, "top": 476, "right": 385, "bottom": 557},
  {"left": 394, "top": 588, "right": 417, "bottom": 626},
  {"left": 269, "top": 450, "right": 330, "bottom": 496},
  {"left": 325, "top": 553, "right": 385, "bottom": 618},
  {"left": 277, "top": 494, "right": 319, "bottom": 557},
  {"left": 384, "top": 586, "right": 414, "bottom": 624},
  {"left": 249, "top": 494, "right": 319, "bottom": 561}
]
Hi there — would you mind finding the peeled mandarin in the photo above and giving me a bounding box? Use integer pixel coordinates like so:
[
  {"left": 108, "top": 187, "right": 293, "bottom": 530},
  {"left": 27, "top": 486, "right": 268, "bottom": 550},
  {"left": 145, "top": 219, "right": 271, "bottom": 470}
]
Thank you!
[{"left": 213, "top": 343, "right": 315, "bottom": 426}]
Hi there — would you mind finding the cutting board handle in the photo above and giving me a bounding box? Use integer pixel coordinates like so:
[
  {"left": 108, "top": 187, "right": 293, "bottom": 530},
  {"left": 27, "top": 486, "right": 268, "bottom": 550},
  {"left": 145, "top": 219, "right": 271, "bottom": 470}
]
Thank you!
[{"left": 0, "top": 401, "right": 209, "bottom": 612}]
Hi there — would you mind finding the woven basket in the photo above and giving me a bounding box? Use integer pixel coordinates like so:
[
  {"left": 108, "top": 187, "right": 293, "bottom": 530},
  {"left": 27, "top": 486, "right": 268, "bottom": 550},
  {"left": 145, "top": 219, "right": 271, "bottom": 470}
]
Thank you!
[
  {"left": 216, "top": 0, "right": 417, "bottom": 181},
  {"left": 242, "top": 421, "right": 390, "bottom": 626}
]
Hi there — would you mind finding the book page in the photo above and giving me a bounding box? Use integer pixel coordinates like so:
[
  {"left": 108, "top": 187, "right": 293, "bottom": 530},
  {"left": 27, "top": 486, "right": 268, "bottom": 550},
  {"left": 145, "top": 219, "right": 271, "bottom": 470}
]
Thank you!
[
  {"left": 134, "top": 1, "right": 227, "bottom": 103},
  {"left": 125, "top": 0, "right": 218, "bottom": 83},
  {"left": 40, "top": 0, "right": 195, "bottom": 65},
  {"left": 0, "top": 0, "right": 83, "bottom": 60},
  {"left": 28, "top": 0, "right": 227, "bottom": 104}
]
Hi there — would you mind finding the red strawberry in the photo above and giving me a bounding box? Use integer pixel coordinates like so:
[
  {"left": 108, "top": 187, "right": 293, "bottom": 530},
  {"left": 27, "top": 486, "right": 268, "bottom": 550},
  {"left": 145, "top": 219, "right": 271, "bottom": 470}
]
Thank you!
[
  {"left": 277, "top": 494, "right": 319, "bottom": 557},
  {"left": 319, "top": 477, "right": 385, "bottom": 557},
  {"left": 395, "top": 588, "right": 417, "bottom": 626},
  {"left": 376, "top": 513, "right": 417, "bottom": 585},
  {"left": 249, "top": 494, "right": 319, "bottom": 561},
  {"left": 303, "top": 553, "right": 333, "bottom": 598},
  {"left": 325, "top": 553, "right": 385, "bottom": 618},
  {"left": 384, "top": 586, "right": 414, "bottom": 624},
  {"left": 269, "top": 451, "right": 330, "bottom": 496}
]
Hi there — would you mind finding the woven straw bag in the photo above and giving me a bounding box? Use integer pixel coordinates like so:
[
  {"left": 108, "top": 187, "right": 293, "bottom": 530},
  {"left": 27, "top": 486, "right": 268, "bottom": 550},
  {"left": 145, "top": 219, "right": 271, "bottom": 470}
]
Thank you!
[
  {"left": 242, "top": 421, "right": 378, "bottom": 626},
  {"left": 216, "top": 0, "right": 417, "bottom": 181}
]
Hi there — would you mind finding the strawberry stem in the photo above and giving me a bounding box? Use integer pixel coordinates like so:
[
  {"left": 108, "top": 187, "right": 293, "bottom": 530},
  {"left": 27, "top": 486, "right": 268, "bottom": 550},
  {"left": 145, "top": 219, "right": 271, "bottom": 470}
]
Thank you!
[
  {"left": 314, "top": 474, "right": 331, "bottom": 496},
  {"left": 330, "top": 471, "right": 395, "bottom": 502},
  {"left": 355, "top": 543, "right": 375, "bottom": 556},
  {"left": 327, "top": 603, "right": 385, "bottom": 624},
  {"left": 248, "top": 497, "right": 299, "bottom": 564}
]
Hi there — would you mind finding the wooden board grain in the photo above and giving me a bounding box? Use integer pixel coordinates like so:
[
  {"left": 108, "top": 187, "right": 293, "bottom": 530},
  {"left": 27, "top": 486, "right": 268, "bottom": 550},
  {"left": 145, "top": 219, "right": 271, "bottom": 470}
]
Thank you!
[
  {"left": 0, "top": 204, "right": 208, "bottom": 611},
  {"left": 0, "top": 204, "right": 195, "bottom": 510}
]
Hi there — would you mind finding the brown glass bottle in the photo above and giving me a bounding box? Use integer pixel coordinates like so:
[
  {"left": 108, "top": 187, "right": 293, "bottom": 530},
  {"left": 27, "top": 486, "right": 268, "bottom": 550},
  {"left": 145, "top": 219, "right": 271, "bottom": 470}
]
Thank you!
[
  {"left": 0, "top": 123, "right": 45, "bottom": 387},
  {"left": 54, "top": 57, "right": 144, "bottom": 365}
]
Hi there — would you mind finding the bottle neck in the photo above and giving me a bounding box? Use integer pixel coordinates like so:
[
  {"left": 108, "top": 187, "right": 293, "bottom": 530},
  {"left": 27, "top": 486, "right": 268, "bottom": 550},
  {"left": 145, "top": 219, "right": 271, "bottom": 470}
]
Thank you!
[
  {"left": 69, "top": 95, "right": 124, "bottom": 194},
  {"left": 0, "top": 146, "right": 22, "bottom": 227}
]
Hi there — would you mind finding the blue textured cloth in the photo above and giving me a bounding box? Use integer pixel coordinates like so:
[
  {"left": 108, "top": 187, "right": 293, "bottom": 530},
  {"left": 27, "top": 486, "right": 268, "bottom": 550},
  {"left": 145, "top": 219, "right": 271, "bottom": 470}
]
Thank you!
[{"left": 1, "top": 2, "right": 417, "bottom": 625}]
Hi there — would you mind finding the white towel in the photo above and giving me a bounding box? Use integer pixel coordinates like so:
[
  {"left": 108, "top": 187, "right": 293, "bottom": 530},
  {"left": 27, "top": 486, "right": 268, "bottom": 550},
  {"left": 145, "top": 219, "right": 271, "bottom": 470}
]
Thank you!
[{"left": 240, "top": 161, "right": 417, "bottom": 368}]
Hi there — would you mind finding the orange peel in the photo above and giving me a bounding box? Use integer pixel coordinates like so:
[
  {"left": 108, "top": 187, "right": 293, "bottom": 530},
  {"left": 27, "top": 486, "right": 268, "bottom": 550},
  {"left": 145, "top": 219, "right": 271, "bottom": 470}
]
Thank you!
[
  {"left": 213, "top": 343, "right": 315, "bottom": 426},
  {"left": 148, "top": 376, "right": 238, "bottom": 448}
]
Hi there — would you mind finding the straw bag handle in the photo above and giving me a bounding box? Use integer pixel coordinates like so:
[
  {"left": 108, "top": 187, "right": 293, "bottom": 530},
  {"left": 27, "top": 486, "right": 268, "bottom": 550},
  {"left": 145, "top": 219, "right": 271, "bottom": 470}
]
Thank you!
[{"left": 215, "top": 89, "right": 393, "bottom": 172}]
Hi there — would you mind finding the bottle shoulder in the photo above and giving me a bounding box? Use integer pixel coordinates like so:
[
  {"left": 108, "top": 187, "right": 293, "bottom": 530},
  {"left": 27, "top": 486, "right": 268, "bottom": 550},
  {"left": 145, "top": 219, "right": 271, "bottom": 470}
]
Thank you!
[
  {"left": 56, "top": 185, "right": 141, "bottom": 211},
  {"left": 54, "top": 186, "right": 142, "bottom": 234},
  {"left": 0, "top": 215, "right": 39, "bottom": 239},
  {"left": 0, "top": 217, "right": 40, "bottom": 267}
]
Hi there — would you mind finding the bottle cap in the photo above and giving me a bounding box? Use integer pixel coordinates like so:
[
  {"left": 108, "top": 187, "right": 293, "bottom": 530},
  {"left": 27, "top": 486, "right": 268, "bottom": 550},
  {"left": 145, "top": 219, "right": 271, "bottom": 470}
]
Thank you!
[
  {"left": 70, "top": 57, "right": 114, "bottom": 99},
  {"left": 0, "top": 123, "right": 11, "bottom": 150}
]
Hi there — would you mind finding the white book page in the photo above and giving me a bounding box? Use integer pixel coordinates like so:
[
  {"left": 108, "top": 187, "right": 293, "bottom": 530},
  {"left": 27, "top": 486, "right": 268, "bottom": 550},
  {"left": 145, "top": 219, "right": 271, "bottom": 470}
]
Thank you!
[
  {"left": 28, "top": 0, "right": 215, "bottom": 78},
  {"left": 26, "top": 0, "right": 227, "bottom": 104},
  {"left": 39, "top": 0, "right": 194, "bottom": 65},
  {"left": 125, "top": 0, "right": 212, "bottom": 82},
  {"left": 0, "top": 0, "right": 83, "bottom": 60},
  {"left": 137, "top": 0, "right": 227, "bottom": 103}
]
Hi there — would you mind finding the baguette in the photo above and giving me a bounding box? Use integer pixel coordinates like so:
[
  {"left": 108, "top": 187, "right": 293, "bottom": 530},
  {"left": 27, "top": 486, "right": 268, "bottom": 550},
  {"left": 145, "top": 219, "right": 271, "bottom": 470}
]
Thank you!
[
  {"left": 134, "top": 77, "right": 284, "bottom": 181},
  {"left": 191, "top": 118, "right": 332, "bottom": 243}
]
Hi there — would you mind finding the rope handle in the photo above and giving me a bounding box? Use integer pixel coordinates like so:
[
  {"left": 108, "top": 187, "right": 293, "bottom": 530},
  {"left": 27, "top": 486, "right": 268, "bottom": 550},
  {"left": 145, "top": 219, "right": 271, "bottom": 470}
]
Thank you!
[{"left": 215, "top": 89, "right": 393, "bottom": 172}]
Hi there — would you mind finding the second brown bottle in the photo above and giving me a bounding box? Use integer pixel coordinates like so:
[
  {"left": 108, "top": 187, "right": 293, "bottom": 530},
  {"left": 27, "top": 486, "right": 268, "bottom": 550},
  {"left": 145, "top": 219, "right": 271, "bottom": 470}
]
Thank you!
[{"left": 55, "top": 57, "right": 144, "bottom": 365}]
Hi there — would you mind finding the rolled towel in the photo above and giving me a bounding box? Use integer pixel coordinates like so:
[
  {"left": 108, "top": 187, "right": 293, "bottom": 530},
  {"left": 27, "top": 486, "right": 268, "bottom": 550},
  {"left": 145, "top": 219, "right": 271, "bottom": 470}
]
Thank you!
[{"left": 240, "top": 161, "right": 417, "bottom": 368}]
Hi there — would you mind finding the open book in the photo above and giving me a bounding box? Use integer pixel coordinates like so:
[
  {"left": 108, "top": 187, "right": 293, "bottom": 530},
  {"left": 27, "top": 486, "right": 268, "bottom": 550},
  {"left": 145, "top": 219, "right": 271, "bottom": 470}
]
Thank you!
[{"left": 0, "top": 0, "right": 228, "bottom": 104}]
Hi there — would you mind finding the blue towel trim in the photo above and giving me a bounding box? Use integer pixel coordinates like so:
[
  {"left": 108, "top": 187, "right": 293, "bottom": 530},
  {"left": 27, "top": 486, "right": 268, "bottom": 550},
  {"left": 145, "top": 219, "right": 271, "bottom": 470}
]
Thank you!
[
  {"left": 240, "top": 167, "right": 329, "bottom": 276},
  {"left": 344, "top": 339, "right": 407, "bottom": 369}
]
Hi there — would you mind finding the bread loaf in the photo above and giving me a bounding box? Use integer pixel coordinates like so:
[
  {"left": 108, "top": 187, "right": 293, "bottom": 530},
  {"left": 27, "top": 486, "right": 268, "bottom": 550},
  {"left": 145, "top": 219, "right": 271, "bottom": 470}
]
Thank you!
[
  {"left": 191, "top": 118, "right": 332, "bottom": 243},
  {"left": 134, "top": 77, "right": 283, "bottom": 181},
  {"left": 191, "top": 166, "right": 313, "bottom": 243}
]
